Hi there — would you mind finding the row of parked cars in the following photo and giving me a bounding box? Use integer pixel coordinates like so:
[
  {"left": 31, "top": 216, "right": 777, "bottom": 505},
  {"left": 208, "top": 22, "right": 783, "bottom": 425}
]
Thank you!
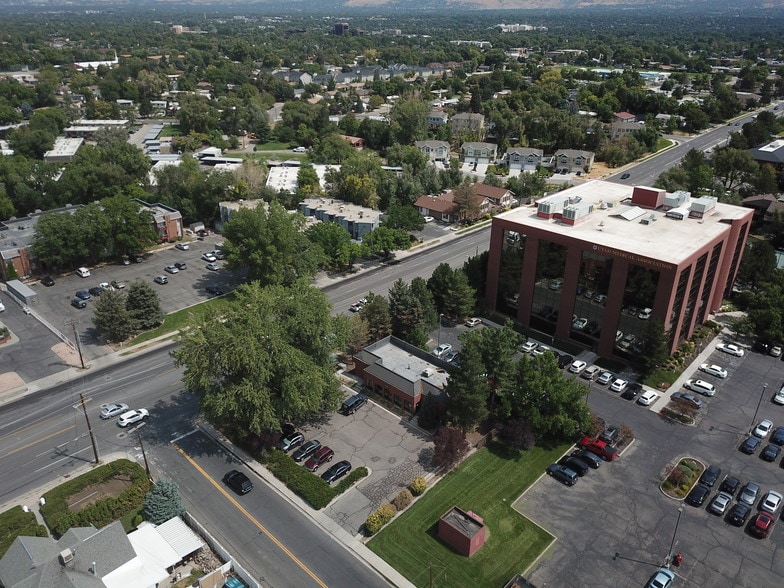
[
  {"left": 278, "top": 431, "right": 353, "bottom": 483},
  {"left": 739, "top": 419, "right": 784, "bottom": 464},
  {"left": 686, "top": 464, "right": 782, "bottom": 538}
]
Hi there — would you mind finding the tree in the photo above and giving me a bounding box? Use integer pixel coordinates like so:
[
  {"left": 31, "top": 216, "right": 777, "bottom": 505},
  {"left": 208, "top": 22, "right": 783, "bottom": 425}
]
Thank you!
[
  {"left": 432, "top": 426, "right": 470, "bottom": 470},
  {"left": 362, "top": 226, "right": 411, "bottom": 259},
  {"left": 389, "top": 97, "right": 428, "bottom": 145},
  {"left": 737, "top": 241, "right": 777, "bottom": 288},
  {"left": 444, "top": 342, "right": 490, "bottom": 432},
  {"left": 359, "top": 293, "right": 392, "bottom": 344},
  {"left": 499, "top": 419, "right": 536, "bottom": 451},
  {"left": 306, "top": 221, "right": 352, "bottom": 270},
  {"left": 92, "top": 291, "right": 135, "bottom": 342},
  {"left": 427, "top": 263, "right": 476, "bottom": 319},
  {"left": 387, "top": 279, "right": 426, "bottom": 345},
  {"left": 463, "top": 321, "right": 520, "bottom": 414},
  {"left": 712, "top": 147, "right": 759, "bottom": 192},
  {"left": 143, "top": 480, "right": 185, "bottom": 525},
  {"left": 452, "top": 182, "right": 482, "bottom": 221},
  {"left": 384, "top": 204, "right": 425, "bottom": 231},
  {"left": 177, "top": 94, "right": 221, "bottom": 134},
  {"left": 173, "top": 281, "right": 344, "bottom": 434},
  {"left": 222, "top": 202, "right": 323, "bottom": 285},
  {"left": 126, "top": 281, "right": 164, "bottom": 330},
  {"left": 637, "top": 319, "right": 669, "bottom": 376},
  {"left": 100, "top": 195, "right": 158, "bottom": 258}
]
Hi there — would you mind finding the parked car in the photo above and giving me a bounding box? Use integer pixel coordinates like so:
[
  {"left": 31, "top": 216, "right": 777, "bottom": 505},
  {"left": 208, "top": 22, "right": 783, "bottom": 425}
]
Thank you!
[
  {"left": 557, "top": 354, "right": 574, "bottom": 369},
  {"left": 598, "top": 426, "right": 619, "bottom": 445},
  {"left": 519, "top": 341, "right": 538, "bottom": 354},
  {"left": 727, "top": 502, "right": 752, "bottom": 526},
  {"left": 684, "top": 379, "right": 716, "bottom": 397},
  {"left": 638, "top": 307, "right": 653, "bottom": 320},
  {"left": 223, "top": 470, "right": 253, "bottom": 495},
  {"left": 699, "top": 363, "right": 728, "bottom": 378},
  {"left": 206, "top": 286, "right": 224, "bottom": 296},
  {"left": 88, "top": 287, "right": 102, "bottom": 297},
  {"left": 753, "top": 419, "right": 774, "bottom": 438},
  {"left": 548, "top": 278, "right": 563, "bottom": 291},
  {"left": 739, "top": 481, "right": 761, "bottom": 505},
  {"left": 100, "top": 403, "right": 129, "bottom": 419},
  {"left": 164, "top": 265, "right": 179, "bottom": 274},
  {"left": 75, "top": 267, "right": 91, "bottom": 278},
  {"left": 760, "top": 490, "right": 784, "bottom": 515},
  {"left": 341, "top": 394, "right": 368, "bottom": 415},
  {"left": 546, "top": 463, "right": 578, "bottom": 486},
  {"left": 597, "top": 371, "right": 614, "bottom": 385},
  {"left": 465, "top": 317, "right": 482, "bottom": 327},
  {"left": 610, "top": 379, "right": 628, "bottom": 393},
  {"left": 571, "top": 317, "right": 588, "bottom": 330},
  {"left": 321, "top": 460, "right": 352, "bottom": 483},
  {"left": 206, "top": 262, "right": 220, "bottom": 271},
  {"left": 432, "top": 343, "right": 453, "bottom": 358},
  {"left": 671, "top": 392, "right": 703, "bottom": 409},
  {"left": 770, "top": 345, "right": 782, "bottom": 357},
  {"left": 578, "top": 437, "right": 618, "bottom": 461},
  {"left": 174, "top": 262, "right": 187, "bottom": 270},
  {"left": 153, "top": 275, "right": 168, "bottom": 285},
  {"left": 278, "top": 431, "right": 304, "bottom": 452},
  {"left": 292, "top": 440, "right": 321, "bottom": 463},
  {"left": 117, "top": 408, "right": 149, "bottom": 427},
  {"left": 593, "top": 293, "right": 607, "bottom": 304},
  {"left": 699, "top": 464, "right": 722, "bottom": 487},
  {"left": 740, "top": 436, "right": 762, "bottom": 454},
  {"left": 719, "top": 475, "right": 741, "bottom": 496},
  {"left": 770, "top": 427, "right": 784, "bottom": 446},
  {"left": 174, "top": 242, "right": 190, "bottom": 251},
  {"left": 75, "top": 290, "right": 91, "bottom": 300},
  {"left": 568, "top": 360, "right": 587, "bottom": 374},
  {"left": 638, "top": 390, "right": 660, "bottom": 406},
  {"left": 621, "top": 383, "right": 643, "bottom": 401},
  {"left": 41, "top": 275, "right": 55, "bottom": 287},
  {"left": 761, "top": 444, "right": 781, "bottom": 462},
  {"left": 686, "top": 483, "right": 711, "bottom": 506},
  {"left": 581, "top": 366, "right": 600, "bottom": 380},
  {"left": 292, "top": 146, "right": 307, "bottom": 153},
  {"left": 708, "top": 491, "right": 733, "bottom": 516},
  {"left": 70, "top": 298, "right": 87, "bottom": 309},
  {"left": 202, "top": 252, "right": 217, "bottom": 262},
  {"left": 572, "top": 449, "right": 602, "bottom": 469},
  {"left": 774, "top": 386, "right": 784, "bottom": 406},
  {"left": 717, "top": 342, "right": 745, "bottom": 357},
  {"left": 111, "top": 280, "right": 126, "bottom": 289},
  {"left": 532, "top": 344, "right": 551, "bottom": 357},
  {"left": 304, "top": 446, "right": 335, "bottom": 472},
  {"left": 751, "top": 511, "right": 776, "bottom": 538}
]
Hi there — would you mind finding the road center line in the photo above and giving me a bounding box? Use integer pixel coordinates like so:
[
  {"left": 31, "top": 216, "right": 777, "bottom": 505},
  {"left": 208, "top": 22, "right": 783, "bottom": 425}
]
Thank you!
[{"left": 1, "top": 425, "right": 77, "bottom": 458}]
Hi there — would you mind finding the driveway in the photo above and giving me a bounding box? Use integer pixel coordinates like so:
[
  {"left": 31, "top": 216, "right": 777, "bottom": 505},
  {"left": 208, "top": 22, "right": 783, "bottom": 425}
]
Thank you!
[{"left": 519, "top": 346, "right": 784, "bottom": 587}]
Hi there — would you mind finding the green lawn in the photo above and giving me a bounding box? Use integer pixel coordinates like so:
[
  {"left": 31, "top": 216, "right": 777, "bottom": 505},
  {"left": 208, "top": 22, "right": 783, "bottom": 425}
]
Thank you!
[
  {"left": 253, "top": 141, "right": 292, "bottom": 151},
  {"left": 159, "top": 125, "right": 183, "bottom": 137},
  {"left": 369, "top": 442, "right": 566, "bottom": 587}
]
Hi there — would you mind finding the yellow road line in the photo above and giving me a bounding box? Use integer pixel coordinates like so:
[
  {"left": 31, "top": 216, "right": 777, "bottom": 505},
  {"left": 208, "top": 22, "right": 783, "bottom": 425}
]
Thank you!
[
  {"left": 172, "top": 443, "right": 328, "bottom": 588},
  {"left": 0, "top": 425, "right": 77, "bottom": 458}
]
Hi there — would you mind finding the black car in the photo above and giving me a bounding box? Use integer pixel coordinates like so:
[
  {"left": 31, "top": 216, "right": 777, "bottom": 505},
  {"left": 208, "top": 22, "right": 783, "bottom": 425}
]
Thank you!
[
  {"left": 699, "top": 464, "right": 722, "bottom": 487},
  {"left": 223, "top": 470, "right": 253, "bottom": 495},
  {"left": 620, "top": 173, "right": 631, "bottom": 180},
  {"left": 572, "top": 449, "right": 602, "bottom": 469},
  {"left": 546, "top": 463, "right": 578, "bottom": 486},
  {"left": 175, "top": 262, "right": 187, "bottom": 270},
  {"left": 771, "top": 427, "right": 784, "bottom": 446},
  {"left": 719, "top": 475, "right": 740, "bottom": 496},
  {"left": 292, "top": 439, "right": 321, "bottom": 462},
  {"left": 621, "top": 384, "right": 641, "bottom": 401},
  {"left": 559, "top": 456, "right": 590, "bottom": 476},
  {"left": 75, "top": 290, "right": 91, "bottom": 300},
  {"left": 206, "top": 286, "right": 224, "bottom": 296},
  {"left": 740, "top": 435, "right": 762, "bottom": 454},
  {"left": 761, "top": 444, "right": 781, "bottom": 462},
  {"left": 70, "top": 298, "right": 87, "bottom": 309},
  {"left": 88, "top": 287, "right": 103, "bottom": 297},
  {"left": 41, "top": 275, "right": 55, "bottom": 287},
  {"left": 321, "top": 460, "right": 352, "bottom": 483},
  {"left": 558, "top": 354, "right": 574, "bottom": 369},
  {"left": 727, "top": 502, "right": 752, "bottom": 526},
  {"left": 686, "top": 483, "right": 711, "bottom": 506}
]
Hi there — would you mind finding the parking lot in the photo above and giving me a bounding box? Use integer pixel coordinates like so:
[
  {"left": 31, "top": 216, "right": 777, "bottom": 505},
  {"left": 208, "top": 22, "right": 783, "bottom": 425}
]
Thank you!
[{"left": 519, "top": 344, "right": 784, "bottom": 587}]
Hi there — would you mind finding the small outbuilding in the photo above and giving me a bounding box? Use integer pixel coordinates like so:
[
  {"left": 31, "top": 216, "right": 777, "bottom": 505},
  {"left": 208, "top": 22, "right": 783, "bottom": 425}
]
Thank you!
[
  {"left": 438, "top": 506, "right": 487, "bottom": 557},
  {"left": 6, "top": 279, "right": 37, "bottom": 305}
]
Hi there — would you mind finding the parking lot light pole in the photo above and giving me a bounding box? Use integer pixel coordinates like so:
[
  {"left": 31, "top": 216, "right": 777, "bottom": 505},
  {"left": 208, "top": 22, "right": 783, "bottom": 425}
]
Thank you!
[
  {"left": 749, "top": 383, "right": 768, "bottom": 433},
  {"left": 438, "top": 313, "right": 443, "bottom": 347},
  {"left": 665, "top": 503, "right": 684, "bottom": 567}
]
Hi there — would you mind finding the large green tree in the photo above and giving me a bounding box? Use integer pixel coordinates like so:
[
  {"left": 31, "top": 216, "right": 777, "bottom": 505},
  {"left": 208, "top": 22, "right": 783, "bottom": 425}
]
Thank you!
[
  {"left": 173, "top": 281, "right": 344, "bottom": 434},
  {"left": 444, "top": 342, "right": 490, "bottom": 432},
  {"left": 362, "top": 226, "right": 411, "bottom": 259},
  {"left": 143, "top": 480, "right": 184, "bottom": 525},
  {"left": 126, "top": 281, "right": 164, "bottom": 330},
  {"left": 427, "top": 263, "right": 477, "bottom": 319},
  {"left": 92, "top": 290, "right": 135, "bottom": 343}
]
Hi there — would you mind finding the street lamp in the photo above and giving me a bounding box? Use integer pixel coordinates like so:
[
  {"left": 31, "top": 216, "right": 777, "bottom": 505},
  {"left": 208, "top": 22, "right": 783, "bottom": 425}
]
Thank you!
[
  {"left": 666, "top": 503, "right": 685, "bottom": 567},
  {"left": 749, "top": 383, "right": 768, "bottom": 433},
  {"left": 438, "top": 313, "right": 444, "bottom": 347}
]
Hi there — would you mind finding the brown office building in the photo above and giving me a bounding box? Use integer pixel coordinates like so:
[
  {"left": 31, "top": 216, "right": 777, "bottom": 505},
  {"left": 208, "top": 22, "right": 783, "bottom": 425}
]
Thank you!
[{"left": 486, "top": 181, "right": 753, "bottom": 357}]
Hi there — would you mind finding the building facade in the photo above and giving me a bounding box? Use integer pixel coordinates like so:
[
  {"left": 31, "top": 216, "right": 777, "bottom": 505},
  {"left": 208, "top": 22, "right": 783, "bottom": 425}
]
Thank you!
[{"left": 485, "top": 181, "right": 752, "bottom": 357}]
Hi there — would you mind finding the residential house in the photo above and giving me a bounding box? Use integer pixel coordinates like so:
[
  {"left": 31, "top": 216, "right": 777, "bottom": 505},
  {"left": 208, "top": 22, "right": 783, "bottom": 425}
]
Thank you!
[
  {"left": 353, "top": 335, "right": 450, "bottom": 414},
  {"left": 460, "top": 142, "right": 498, "bottom": 165},
  {"left": 749, "top": 139, "right": 784, "bottom": 172},
  {"left": 504, "top": 147, "right": 543, "bottom": 172},
  {"left": 339, "top": 135, "right": 365, "bottom": 149},
  {"left": 473, "top": 183, "right": 515, "bottom": 209},
  {"left": 299, "top": 198, "right": 380, "bottom": 240},
  {"left": 43, "top": 137, "right": 83, "bottom": 164},
  {"left": 742, "top": 194, "right": 784, "bottom": 223},
  {"left": 451, "top": 112, "right": 486, "bottom": 138},
  {"left": 415, "top": 140, "right": 450, "bottom": 162},
  {"left": 614, "top": 111, "right": 637, "bottom": 124},
  {"left": 414, "top": 187, "right": 491, "bottom": 223},
  {"left": 427, "top": 109, "right": 449, "bottom": 128},
  {"left": 134, "top": 199, "right": 183, "bottom": 242},
  {"left": 609, "top": 120, "right": 644, "bottom": 139},
  {"left": 552, "top": 149, "right": 594, "bottom": 173}
]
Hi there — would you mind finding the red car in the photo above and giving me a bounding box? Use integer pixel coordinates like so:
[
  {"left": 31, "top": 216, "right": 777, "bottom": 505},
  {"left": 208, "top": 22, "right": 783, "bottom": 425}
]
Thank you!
[
  {"left": 751, "top": 511, "right": 775, "bottom": 538},
  {"left": 578, "top": 436, "right": 618, "bottom": 461},
  {"left": 304, "top": 446, "right": 334, "bottom": 472}
]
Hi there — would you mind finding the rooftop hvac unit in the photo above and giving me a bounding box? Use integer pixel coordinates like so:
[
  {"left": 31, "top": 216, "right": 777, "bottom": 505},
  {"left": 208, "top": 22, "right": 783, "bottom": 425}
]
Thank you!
[
  {"left": 59, "top": 548, "right": 74, "bottom": 565},
  {"left": 422, "top": 368, "right": 434, "bottom": 377}
]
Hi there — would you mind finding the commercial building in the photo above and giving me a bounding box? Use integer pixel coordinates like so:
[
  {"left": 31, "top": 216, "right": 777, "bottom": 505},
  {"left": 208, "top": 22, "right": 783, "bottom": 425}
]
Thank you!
[
  {"left": 485, "top": 181, "right": 752, "bottom": 357},
  {"left": 43, "top": 137, "right": 83, "bottom": 164},
  {"left": 299, "top": 198, "right": 380, "bottom": 240}
]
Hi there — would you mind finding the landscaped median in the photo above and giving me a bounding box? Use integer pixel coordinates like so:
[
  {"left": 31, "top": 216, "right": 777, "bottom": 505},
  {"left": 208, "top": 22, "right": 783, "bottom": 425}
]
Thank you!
[
  {"left": 368, "top": 441, "right": 568, "bottom": 588},
  {"left": 660, "top": 456, "right": 705, "bottom": 500}
]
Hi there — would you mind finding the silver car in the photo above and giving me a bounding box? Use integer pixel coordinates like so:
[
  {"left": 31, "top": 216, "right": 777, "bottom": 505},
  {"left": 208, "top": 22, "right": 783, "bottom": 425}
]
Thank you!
[
  {"left": 708, "top": 491, "right": 733, "bottom": 515},
  {"left": 739, "top": 481, "right": 761, "bottom": 506}
]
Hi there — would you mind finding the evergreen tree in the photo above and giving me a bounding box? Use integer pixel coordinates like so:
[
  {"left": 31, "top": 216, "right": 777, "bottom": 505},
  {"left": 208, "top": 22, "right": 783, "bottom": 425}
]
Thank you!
[
  {"left": 143, "top": 480, "right": 185, "bottom": 525},
  {"left": 93, "top": 290, "right": 134, "bottom": 342},
  {"left": 126, "top": 281, "right": 164, "bottom": 330}
]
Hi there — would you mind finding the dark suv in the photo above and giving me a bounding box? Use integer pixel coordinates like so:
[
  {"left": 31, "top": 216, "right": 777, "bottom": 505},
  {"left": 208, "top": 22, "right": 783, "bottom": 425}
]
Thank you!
[
  {"left": 278, "top": 431, "right": 304, "bottom": 452},
  {"left": 699, "top": 464, "right": 721, "bottom": 487},
  {"left": 305, "top": 446, "right": 334, "bottom": 472},
  {"left": 223, "top": 470, "right": 253, "bottom": 495},
  {"left": 292, "top": 440, "right": 321, "bottom": 462},
  {"left": 341, "top": 394, "right": 368, "bottom": 415}
]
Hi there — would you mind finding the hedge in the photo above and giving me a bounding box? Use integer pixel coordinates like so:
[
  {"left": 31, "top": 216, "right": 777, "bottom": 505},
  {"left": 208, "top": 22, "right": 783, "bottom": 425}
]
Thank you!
[
  {"left": 365, "top": 503, "right": 396, "bottom": 536},
  {"left": 264, "top": 450, "right": 368, "bottom": 509},
  {"left": 0, "top": 506, "right": 48, "bottom": 557},
  {"left": 40, "top": 459, "right": 151, "bottom": 537}
]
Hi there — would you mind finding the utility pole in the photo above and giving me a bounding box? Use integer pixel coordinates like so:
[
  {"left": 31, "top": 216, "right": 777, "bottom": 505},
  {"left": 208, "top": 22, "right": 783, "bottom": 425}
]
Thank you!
[
  {"left": 749, "top": 383, "right": 768, "bottom": 433},
  {"left": 78, "top": 393, "right": 100, "bottom": 464},
  {"left": 64, "top": 319, "right": 86, "bottom": 369},
  {"left": 135, "top": 424, "right": 152, "bottom": 481}
]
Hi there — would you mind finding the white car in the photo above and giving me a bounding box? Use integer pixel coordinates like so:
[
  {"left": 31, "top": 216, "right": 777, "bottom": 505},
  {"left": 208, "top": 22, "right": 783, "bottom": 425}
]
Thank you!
[
  {"left": 717, "top": 343, "right": 744, "bottom": 357},
  {"left": 175, "top": 242, "right": 190, "bottom": 251},
  {"left": 292, "top": 146, "right": 307, "bottom": 153},
  {"left": 531, "top": 345, "right": 550, "bottom": 357},
  {"left": 638, "top": 307, "right": 653, "bottom": 320},
  {"left": 638, "top": 390, "right": 660, "bottom": 406},
  {"left": 568, "top": 360, "right": 587, "bottom": 374},
  {"left": 684, "top": 379, "right": 716, "bottom": 397},
  {"left": 571, "top": 317, "right": 588, "bottom": 330},
  {"left": 610, "top": 379, "right": 628, "bottom": 393},
  {"left": 201, "top": 252, "right": 217, "bottom": 262},
  {"left": 465, "top": 318, "right": 482, "bottom": 327},
  {"left": 597, "top": 371, "right": 614, "bottom": 385},
  {"left": 206, "top": 262, "right": 220, "bottom": 271},
  {"left": 423, "top": 216, "right": 434, "bottom": 223},
  {"left": 433, "top": 343, "right": 452, "bottom": 358},
  {"left": 753, "top": 419, "right": 774, "bottom": 439},
  {"left": 760, "top": 490, "right": 783, "bottom": 515},
  {"left": 0, "top": 301, "right": 4, "bottom": 312},
  {"left": 100, "top": 403, "right": 129, "bottom": 419},
  {"left": 699, "top": 363, "right": 728, "bottom": 378},
  {"left": 75, "top": 267, "right": 91, "bottom": 278},
  {"left": 519, "top": 341, "right": 538, "bottom": 354},
  {"left": 774, "top": 386, "right": 784, "bottom": 405},
  {"left": 117, "top": 408, "right": 149, "bottom": 427}
]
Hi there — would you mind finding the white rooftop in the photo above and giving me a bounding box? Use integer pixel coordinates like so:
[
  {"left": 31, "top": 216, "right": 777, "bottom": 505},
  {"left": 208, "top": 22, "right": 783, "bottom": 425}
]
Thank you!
[
  {"left": 44, "top": 137, "right": 83, "bottom": 159},
  {"left": 496, "top": 180, "right": 750, "bottom": 266}
]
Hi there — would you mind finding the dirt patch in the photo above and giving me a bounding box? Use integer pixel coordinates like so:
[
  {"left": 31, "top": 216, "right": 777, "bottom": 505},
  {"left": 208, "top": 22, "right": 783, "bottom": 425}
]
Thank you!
[
  {"left": 0, "top": 372, "right": 25, "bottom": 395},
  {"left": 584, "top": 161, "right": 615, "bottom": 179},
  {"left": 52, "top": 341, "right": 81, "bottom": 368},
  {"left": 66, "top": 476, "right": 133, "bottom": 513}
]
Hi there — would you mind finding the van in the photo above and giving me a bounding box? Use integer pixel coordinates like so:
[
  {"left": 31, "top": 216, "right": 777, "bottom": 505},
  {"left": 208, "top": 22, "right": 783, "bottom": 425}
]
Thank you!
[
  {"left": 341, "top": 394, "right": 368, "bottom": 415},
  {"left": 75, "top": 267, "right": 91, "bottom": 278}
]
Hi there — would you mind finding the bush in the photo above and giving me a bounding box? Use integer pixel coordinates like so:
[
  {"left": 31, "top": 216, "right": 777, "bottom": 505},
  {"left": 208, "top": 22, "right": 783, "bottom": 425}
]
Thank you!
[
  {"left": 410, "top": 476, "right": 427, "bottom": 496},
  {"left": 0, "top": 506, "right": 48, "bottom": 558},
  {"left": 391, "top": 489, "right": 413, "bottom": 512},
  {"left": 364, "top": 503, "right": 396, "bottom": 536}
]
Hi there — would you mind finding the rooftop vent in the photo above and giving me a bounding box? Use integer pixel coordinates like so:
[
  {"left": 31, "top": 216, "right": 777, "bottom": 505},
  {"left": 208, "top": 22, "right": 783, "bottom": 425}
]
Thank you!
[
  {"left": 59, "top": 548, "right": 74, "bottom": 565},
  {"left": 422, "top": 368, "right": 434, "bottom": 377}
]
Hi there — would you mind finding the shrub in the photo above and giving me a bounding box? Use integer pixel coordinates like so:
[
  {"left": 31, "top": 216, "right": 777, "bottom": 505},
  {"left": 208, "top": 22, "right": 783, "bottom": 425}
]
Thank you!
[
  {"left": 410, "top": 476, "right": 427, "bottom": 496},
  {"left": 432, "top": 426, "right": 469, "bottom": 469},
  {"left": 391, "top": 489, "right": 413, "bottom": 512},
  {"left": 0, "top": 506, "right": 48, "bottom": 557},
  {"left": 364, "top": 503, "right": 396, "bottom": 536}
]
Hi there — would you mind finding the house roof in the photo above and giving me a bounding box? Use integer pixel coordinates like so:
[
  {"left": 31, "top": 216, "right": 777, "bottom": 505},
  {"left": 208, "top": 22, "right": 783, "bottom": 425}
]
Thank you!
[
  {"left": 461, "top": 142, "right": 497, "bottom": 151},
  {"left": 473, "top": 183, "right": 511, "bottom": 201},
  {"left": 505, "top": 147, "right": 543, "bottom": 157},
  {"left": 414, "top": 192, "right": 457, "bottom": 213},
  {"left": 156, "top": 516, "right": 204, "bottom": 558},
  {"left": 742, "top": 194, "right": 784, "bottom": 215},
  {"left": 554, "top": 149, "right": 594, "bottom": 159},
  {"left": 615, "top": 111, "right": 636, "bottom": 121},
  {"left": 414, "top": 140, "right": 449, "bottom": 150},
  {"left": 749, "top": 139, "right": 784, "bottom": 164}
]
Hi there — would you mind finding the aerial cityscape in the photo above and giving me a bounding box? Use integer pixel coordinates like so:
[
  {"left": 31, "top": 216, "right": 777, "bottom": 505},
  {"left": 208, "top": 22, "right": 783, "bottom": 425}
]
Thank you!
[{"left": 1, "top": 4, "right": 784, "bottom": 588}]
